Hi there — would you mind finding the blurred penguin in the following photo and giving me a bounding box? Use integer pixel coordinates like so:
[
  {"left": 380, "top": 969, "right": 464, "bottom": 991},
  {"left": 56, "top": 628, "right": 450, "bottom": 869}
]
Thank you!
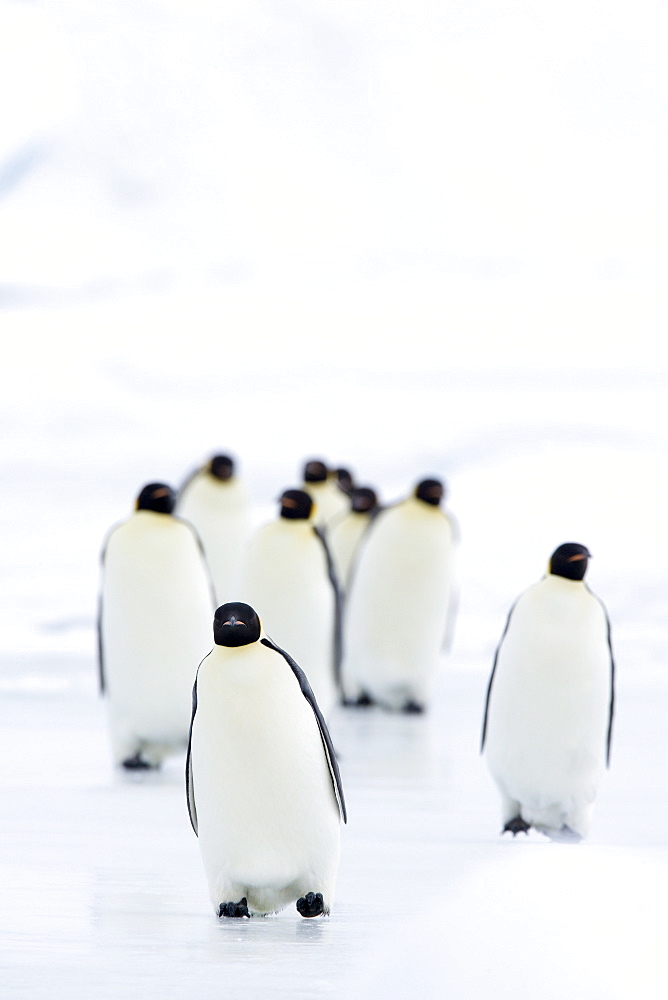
[
  {"left": 241, "top": 489, "right": 340, "bottom": 717},
  {"left": 98, "top": 483, "right": 215, "bottom": 768},
  {"left": 342, "top": 478, "right": 457, "bottom": 713},
  {"left": 481, "top": 543, "right": 615, "bottom": 841},
  {"left": 301, "top": 459, "right": 350, "bottom": 531},
  {"left": 176, "top": 453, "right": 250, "bottom": 605},
  {"left": 186, "top": 602, "right": 346, "bottom": 918},
  {"left": 329, "top": 486, "right": 380, "bottom": 594}
]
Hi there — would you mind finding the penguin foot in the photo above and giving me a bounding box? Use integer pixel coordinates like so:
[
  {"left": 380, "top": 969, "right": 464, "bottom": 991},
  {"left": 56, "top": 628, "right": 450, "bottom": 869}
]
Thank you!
[
  {"left": 503, "top": 816, "right": 531, "bottom": 836},
  {"left": 296, "top": 892, "right": 325, "bottom": 918},
  {"left": 218, "top": 897, "right": 250, "bottom": 919},
  {"left": 121, "top": 753, "right": 156, "bottom": 771},
  {"left": 342, "top": 692, "right": 375, "bottom": 708},
  {"left": 402, "top": 699, "right": 425, "bottom": 714}
]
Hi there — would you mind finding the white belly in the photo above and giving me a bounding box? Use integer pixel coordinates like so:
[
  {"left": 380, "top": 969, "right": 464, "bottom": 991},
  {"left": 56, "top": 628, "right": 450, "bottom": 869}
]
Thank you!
[
  {"left": 343, "top": 500, "right": 454, "bottom": 707},
  {"left": 101, "top": 513, "right": 214, "bottom": 751},
  {"left": 177, "top": 474, "right": 249, "bottom": 605},
  {"left": 240, "top": 521, "right": 336, "bottom": 715},
  {"left": 191, "top": 644, "right": 340, "bottom": 911},
  {"left": 484, "top": 578, "right": 612, "bottom": 831}
]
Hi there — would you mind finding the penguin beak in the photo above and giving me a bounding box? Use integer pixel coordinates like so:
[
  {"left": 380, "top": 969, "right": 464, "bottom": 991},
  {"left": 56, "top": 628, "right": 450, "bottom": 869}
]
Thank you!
[{"left": 224, "top": 615, "right": 246, "bottom": 627}]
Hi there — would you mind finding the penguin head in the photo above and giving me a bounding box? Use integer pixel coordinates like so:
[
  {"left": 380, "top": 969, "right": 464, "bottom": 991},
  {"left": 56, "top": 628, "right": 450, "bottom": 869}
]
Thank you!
[
  {"left": 415, "top": 478, "right": 445, "bottom": 507},
  {"left": 135, "top": 483, "right": 176, "bottom": 515},
  {"left": 303, "top": 459, "right": 328, "bottom": 483},
  {"left": 351, "top": 486, "right": 378, "bottom": 514},
  {"left": 208, "top": 454, "right": 235, "bottom": 481},
  {"left": 213, "top": 602, "right": 261, "bottom": 646},
  {"left": 279, "top": 489, "right": 313, "bottom": 520},
  {"left": 549, "top": 542, "right": 591, "bottom": 581},
  {"left": 335, "top": 467, "right": 354, "bottom": 495}
]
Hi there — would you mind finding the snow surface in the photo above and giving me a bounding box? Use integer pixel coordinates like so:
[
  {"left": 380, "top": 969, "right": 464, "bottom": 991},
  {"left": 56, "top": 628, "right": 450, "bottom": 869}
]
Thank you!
[{"left": 1, "top": 0, "right": 667, "bottom": 996}]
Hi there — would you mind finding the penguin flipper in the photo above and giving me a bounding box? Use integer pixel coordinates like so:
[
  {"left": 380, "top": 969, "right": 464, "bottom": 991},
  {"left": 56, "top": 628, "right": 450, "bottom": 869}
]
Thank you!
[
  {"left": 261, "top": 637, "right": 347, "bottom": 824},
  {"left": 312, "top": 525, "right": 343, "bottom": 689},
  {"left": 96, "top": 590, "right": 105, "bottom": 695},
  {"left": 185, "top": 667, "right": 204, "bottom": 836},
  {"left": 591, "top": 592, "right": 616, "bottom": 768},
  {"left": 481, "top": 599, "right": 518, "bottom": 752}
]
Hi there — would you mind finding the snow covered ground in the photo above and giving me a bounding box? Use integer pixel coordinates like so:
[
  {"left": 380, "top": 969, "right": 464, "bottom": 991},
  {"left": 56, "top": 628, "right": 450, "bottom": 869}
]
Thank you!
[{"left": 1, "top": 0, "right": 667, "bottom": 995}]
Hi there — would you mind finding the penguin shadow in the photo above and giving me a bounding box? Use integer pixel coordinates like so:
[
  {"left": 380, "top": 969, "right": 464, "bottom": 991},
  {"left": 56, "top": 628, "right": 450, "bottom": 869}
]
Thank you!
[{"left": 211, "top": 909, "right": 333, "bottom": 942}]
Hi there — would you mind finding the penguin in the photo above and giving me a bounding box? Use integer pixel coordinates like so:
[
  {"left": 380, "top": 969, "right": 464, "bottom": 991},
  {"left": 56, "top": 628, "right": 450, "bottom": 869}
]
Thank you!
[
  {"left": 329, "top": 487, "right": 380, "bottom": 594},
  {"left": 341, "top": 478, "right": 457, "bottom": 713},
  {"left": 186, "top": 602, "right": 346, "bottom": 918},
  {"left": 334, "top": 467, "right": 355, "bottom": 496},
  {"left": 176, "top": 453, "right": 250, "bottom": 605},
  {"left": 98, "top": 482, "right": 215, "bottom": 769},
  {"left": 301, "top": 459, "right": 350, "bottom": 531},
  {"left": 240, "top": 489, "right": 340, "bottom": 717},
  {"left": 481, "top": 542, "right": 615, "bottom": 841}
]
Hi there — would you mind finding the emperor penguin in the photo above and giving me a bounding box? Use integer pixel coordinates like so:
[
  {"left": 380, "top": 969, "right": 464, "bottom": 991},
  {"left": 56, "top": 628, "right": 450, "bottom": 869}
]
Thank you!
[
  {"left": 98, "top": 483, "right": 215, "bottom": 769},
  {"left": 301, "top": 459, "right": 350, "bottom": 531},
  {"left": 186, "top": 602, "right": 346, "bottom": 918},
  {"left": 329, "top": 487, "right": 380, "bottom": 594},
  {"left": 176, "top": 453, "right": 250, "bottom": 605},
  {"left": 241, "top": 489, "right": 340, "bottom": 717},
  {"left": 481, "top": 543, "right": 615, "bottom": 841},
  {"left": 341, "top": 478, "right": 457, "bottom": 713}
]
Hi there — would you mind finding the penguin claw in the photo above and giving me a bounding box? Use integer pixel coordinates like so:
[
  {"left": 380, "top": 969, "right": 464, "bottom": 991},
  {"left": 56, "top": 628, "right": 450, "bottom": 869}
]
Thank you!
[
  {"left": 342, "top": 692, "right": 375, "bottom": 708},
  {"left": 121, "top": 752, "right": 156, "bottom": 770},
  {"left": 402, "top": 699, "right": 425, "bottom": 714},
  {"left": 218, "top": 897, "right": 250, "bottom": 919},
  {"left": 296, "top": 892, "right": 325, "bottom": 918},
  {"left": 503, "top": 816, "right": 531, "bottom": 836}
]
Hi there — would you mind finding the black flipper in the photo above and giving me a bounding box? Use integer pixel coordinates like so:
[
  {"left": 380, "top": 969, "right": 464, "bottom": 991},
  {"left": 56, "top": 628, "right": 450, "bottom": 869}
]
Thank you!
[
  {"left": 96, "top": 589, "right": 105, "bottom": 695},
  {"left": 481, "top": 600, "right": 518, "bottom": 753},
  {"left": 589, "top": 587, "right": 615, "bottom": 767},
  {"left": 177, "top": 518, "right": 217, "bottom": 609},
  {"left": 313, "top": 526, "right": 343, "bottom": 691},
  {"left": 261, "top": 636, "right": 347, "bottom": 824},
  {"left": 186, "top": 656, "right": 211, "bottom": 836},
  {"left": 605, "top": 611, "right": 615, "bottom": 767}
]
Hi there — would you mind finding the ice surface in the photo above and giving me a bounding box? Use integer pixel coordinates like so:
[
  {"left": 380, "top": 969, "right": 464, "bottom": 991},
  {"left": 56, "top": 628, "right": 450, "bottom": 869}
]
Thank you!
[
  {"left": 1, "top": 652, "right": 666, "bottom": 998},
  {"left": 1, "top": 0, "right": 667, "bottom": 995}
]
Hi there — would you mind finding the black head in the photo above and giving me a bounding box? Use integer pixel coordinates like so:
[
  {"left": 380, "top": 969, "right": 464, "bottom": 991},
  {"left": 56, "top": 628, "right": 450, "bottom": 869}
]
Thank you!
[
  {"left": 279, "top": 489, "right": 313, "bottom": 520},
  {"left": 351, "top": 486, "right": 378, "bottom": 514},
  {"left": 213, "top": 602, "right": 261, "bottom": 646},
  {"left": 303, "top": 459, "right": 328, "bottom": 483},
  {"left": 415, "top": 478, "right": 444, "bottom": 507},
  {"left": 335, "top": 467, "right": 354, "bottom": 494},
  {"left": 135, "top": 482, "right": 176, "bottom": 514},
  {"left": 549, "top": 543, "right": 591, "bottom": 581},
  {"left": 208, "top": 454, "right": 235, "bottom": 481}
]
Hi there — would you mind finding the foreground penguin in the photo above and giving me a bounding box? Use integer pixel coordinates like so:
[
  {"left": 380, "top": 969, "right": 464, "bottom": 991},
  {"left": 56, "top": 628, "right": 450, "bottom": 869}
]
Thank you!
[
  {"left": 342, "top": 478, "right": 457, "bottom": 712},
  {"left": 186, "top": 602, "right": 346, "bottom": 918},
  {"left": 176, "top": 453, "right": 250, "bottom": 605},
  {"left": 241, "top": 489, "right": 340, "bottom": 716},
  {"left": 481, "top": 543, "right": 615, "bottom": 841},
  {"left": 98, "top": 483, "right": 214, "bottom": 768}
]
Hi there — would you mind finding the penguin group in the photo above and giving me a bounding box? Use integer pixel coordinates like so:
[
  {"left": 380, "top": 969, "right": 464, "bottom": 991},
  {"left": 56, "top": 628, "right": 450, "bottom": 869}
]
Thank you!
[{"left": 97, "top": 451, "right": 615, "bottom": 918}]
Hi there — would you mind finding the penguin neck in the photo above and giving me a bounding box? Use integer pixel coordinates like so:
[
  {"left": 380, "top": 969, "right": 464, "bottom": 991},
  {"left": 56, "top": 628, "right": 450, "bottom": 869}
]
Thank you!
[{"left": 544, "top": 572, "right": 586, "bottom": 589}]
